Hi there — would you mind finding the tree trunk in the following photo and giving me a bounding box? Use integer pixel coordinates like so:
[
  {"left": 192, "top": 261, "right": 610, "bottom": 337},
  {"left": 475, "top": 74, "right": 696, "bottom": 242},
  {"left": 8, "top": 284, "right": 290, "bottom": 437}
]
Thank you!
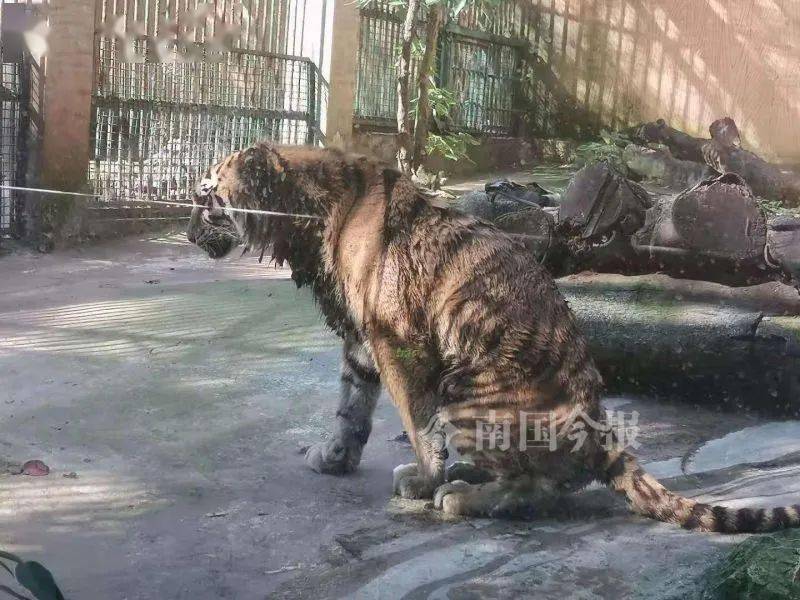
[
  {"left": 410, "top": 4, "right": 445, "bottom": 172},
  {"left": 559, "top": 273, "right": 800, "bottom": 415},
  {"left": 396, "top": 0, "right": 421, "bottom": 174},
  {"left": 634, "top": 119, "right": 708, "bottom": 163}
]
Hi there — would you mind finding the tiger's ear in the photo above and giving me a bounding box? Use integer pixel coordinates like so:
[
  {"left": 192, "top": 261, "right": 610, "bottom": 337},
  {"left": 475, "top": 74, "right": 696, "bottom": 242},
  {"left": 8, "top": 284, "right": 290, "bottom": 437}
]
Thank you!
[{"left": 260, "top": 143, "right": 289, "bottom": 181}]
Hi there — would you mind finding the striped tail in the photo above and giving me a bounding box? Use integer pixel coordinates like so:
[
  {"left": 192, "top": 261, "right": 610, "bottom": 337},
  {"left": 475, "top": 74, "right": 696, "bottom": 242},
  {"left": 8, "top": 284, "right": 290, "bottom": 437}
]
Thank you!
[{"left": 602, "top": 450, "right": 800, "bottom": 533}]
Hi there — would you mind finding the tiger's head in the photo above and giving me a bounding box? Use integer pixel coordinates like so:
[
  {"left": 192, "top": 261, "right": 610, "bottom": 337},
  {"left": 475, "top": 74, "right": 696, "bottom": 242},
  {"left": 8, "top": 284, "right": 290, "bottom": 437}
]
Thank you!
[
  {"left": 187, "top": 142, "right": 309, "bottom": 261},
  {"left": 187, "top": 157, "right": 243, "bottom": 259}
]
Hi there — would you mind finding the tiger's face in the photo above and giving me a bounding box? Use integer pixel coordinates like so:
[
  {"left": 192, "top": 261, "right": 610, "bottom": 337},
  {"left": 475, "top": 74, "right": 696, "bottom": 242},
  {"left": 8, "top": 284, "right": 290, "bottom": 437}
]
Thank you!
[{"left": 187, "top": 160, "right": 243, "bottom": 259}]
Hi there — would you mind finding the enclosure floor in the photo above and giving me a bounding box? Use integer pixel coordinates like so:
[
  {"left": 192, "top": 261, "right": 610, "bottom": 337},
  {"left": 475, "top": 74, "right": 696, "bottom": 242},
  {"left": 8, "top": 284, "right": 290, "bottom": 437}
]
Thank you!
[{"left": 1, "top": 233, "right": 799, "bottom": 599}]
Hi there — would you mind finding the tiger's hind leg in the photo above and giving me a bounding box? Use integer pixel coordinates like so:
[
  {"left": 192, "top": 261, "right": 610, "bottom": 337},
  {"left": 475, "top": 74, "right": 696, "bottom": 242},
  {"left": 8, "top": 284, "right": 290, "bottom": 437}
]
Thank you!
[
  {"left": 305, "top": 334, "right": 381, "bottom": 475},
  {"left": 369, "top": 334, "right": 446, "bottom": 500},
  {"left": 433, "top": 475, "right": 560, "bottom": 519}
]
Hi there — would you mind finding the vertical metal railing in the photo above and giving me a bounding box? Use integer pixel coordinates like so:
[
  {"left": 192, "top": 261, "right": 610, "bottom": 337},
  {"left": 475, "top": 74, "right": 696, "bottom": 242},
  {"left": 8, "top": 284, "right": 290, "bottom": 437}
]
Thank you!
[
  {"left": 354, "top": 0, "right": 525, "bottom": 136},
  {"left": 89, "top": 0, "right": 327, "bottom": 202},
  {"left": 0, "top": 0, "right": 37, "bottom": 237}
]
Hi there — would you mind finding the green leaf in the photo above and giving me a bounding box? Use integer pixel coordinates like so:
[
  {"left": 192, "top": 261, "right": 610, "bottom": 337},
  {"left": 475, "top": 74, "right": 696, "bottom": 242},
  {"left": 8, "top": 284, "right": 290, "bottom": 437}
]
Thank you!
[{"left": 14, "top": 563, "right": 64, "bottom": 600}]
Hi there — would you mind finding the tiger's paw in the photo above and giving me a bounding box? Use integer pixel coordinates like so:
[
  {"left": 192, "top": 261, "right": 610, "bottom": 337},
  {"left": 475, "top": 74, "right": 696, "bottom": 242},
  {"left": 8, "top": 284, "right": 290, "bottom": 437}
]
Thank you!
[
  {"left": 433, "top": 478, "right": 550, "bottom": 519},
  {"left": 305, "top": 439, "right": 362, "bottom": 475},
  {"left": 446, "top": 461, "right": 494, "bottom": 484},
  {"left": 392, "top": 463, "right": 436, "bottom": 500}
]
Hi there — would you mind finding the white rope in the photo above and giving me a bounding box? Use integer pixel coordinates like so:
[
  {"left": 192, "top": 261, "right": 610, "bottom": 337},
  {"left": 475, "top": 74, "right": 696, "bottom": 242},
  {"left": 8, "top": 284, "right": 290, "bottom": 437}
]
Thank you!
[{"left": 0, "top": 185, "right": 324, "bottom": 220}]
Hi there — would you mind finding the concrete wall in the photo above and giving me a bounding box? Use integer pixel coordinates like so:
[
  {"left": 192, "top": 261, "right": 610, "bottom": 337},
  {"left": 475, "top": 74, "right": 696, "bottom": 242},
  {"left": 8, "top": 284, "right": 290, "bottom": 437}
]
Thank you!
[
  {"left": 527, "top": 0, "right": 800, "bottom": 163},
  {"left": 352, "top": 131, "right": 537, "bottom": 175}
]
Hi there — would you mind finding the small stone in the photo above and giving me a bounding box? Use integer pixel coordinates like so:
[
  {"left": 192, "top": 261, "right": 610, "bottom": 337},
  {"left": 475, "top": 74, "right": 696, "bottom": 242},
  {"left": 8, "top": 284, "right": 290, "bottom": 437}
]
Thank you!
[
  {"left": 22, "top": 459, "right": 50, "bottom": 476},
  {"left": 63, "top": 472, "right": 78, "bottom": 479}
]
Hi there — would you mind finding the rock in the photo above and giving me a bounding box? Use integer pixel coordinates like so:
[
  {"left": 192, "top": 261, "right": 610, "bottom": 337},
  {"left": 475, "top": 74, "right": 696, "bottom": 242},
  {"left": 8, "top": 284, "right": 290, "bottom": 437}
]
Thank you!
[
  {"left": 1, "top": 459, "right": 23, "bottom": 475},
  {"left": 451, "top": 180, "right": 556, "bottom": 224},
  {"left": 484, "top": 179, "right": 557, "bottom": 213},
  {"left": 21, "top": 459, "right": 50, "bottom": 476},
  {"left": 700, "top": 530, "right": 800, "bottom": 599}
]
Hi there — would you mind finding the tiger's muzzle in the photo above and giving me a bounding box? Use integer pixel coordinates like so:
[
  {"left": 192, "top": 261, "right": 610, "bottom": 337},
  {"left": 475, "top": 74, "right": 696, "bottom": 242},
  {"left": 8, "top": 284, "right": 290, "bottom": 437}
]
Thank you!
[{"left": 187, "top": 194, "right": 242, "bottom": 259}]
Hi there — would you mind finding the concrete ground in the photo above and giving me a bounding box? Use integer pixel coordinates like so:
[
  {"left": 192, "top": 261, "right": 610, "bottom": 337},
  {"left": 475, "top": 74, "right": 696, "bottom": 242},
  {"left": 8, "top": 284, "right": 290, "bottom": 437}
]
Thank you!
[{"left": 1, "top": 233, "right": 800, "bottom": 599}]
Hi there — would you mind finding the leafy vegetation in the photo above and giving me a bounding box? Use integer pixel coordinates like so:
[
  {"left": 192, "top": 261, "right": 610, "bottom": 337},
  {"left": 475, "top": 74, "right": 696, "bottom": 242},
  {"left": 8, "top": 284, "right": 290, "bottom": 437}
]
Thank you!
[
  {"left": 570, "top": 129, "right": 635, "bottom": 174},
  {"left": 757, "top": 197, "right": 800, "bottom": 219},
  {"left": 700, "top": 530, "right": 800, "bottom": 600},
  {"left": 0, "top": 551, "right": 64, "bottom": 600},
  {"left": 425, "top": 132, "right": 480, "bottom": 163},
  {"left": 411, "top": 77, "right": 479, "bottom": 163}
]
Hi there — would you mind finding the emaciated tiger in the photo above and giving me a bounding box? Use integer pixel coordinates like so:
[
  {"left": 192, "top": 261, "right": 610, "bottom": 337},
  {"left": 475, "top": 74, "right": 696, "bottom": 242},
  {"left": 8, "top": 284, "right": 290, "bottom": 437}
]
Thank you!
[{"left": 187, "top": 142, "right": 800, "bottom": 532}]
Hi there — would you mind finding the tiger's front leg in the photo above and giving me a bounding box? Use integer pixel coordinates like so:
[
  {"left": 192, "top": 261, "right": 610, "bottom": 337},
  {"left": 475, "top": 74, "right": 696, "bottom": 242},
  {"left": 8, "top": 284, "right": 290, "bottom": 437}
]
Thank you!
[{"left": 305, "top": 334, "right": 381, "bottom": 475}]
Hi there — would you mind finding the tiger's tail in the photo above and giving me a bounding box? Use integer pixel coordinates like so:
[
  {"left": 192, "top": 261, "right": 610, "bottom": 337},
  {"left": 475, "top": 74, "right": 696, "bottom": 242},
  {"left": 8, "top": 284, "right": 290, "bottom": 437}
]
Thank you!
[{"left": 601, "top": 449, "right": 800, "bottom": 533}]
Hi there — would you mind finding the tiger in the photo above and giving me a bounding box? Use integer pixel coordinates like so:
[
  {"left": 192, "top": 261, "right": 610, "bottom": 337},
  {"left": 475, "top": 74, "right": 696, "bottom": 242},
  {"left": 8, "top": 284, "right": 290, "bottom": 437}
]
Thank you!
[{"left": 187, "top": 141, "right": 800, "bottom": 532}]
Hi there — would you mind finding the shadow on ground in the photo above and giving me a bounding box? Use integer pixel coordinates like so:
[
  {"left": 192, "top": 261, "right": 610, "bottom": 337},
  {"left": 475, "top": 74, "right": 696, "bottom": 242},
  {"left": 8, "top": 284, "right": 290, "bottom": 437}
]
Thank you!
[{"left": 1, "top": 234, "right": 799, "bottom": 599}]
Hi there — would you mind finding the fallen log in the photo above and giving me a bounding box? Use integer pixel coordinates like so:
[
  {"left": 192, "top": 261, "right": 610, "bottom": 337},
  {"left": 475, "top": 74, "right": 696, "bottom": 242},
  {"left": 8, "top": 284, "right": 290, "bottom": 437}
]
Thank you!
[
  {"left": 623, "top": 144, "right": 714, "bottom": 190},
  {"left": 630, "top": 172, "right": 769, "bottom": 286},
  {"left": 558, "top": 272, "right": 800, "bottom": 415},
  {"left": 559, "top": 272, "right": 800, "bottom": 316},
  {"left": 767, "top": 216, "right": 800, "bottom": 284},
  {"left": 451, "top": 167, "right": 798, "bottom": 289},
  {"left": 702, "top": 142, "right": 800, "bottom": 207},
  {"left": 554, "top": 167, "right": 781, "bottom": 287},
  {"left": 634, "top": 118, "right": 708, "bottom": 163},
  {"left": 635, "top": 117, "right": 800, "bottom": 206}
]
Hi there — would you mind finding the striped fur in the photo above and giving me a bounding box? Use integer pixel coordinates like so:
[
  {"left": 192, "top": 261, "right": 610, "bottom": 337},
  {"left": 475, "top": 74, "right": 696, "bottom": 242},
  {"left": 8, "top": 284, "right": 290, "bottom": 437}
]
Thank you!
[
  {"left": 187, "top": 142, "right": 800, "bottom": 533},
  {"left": 603, "top": 450, "right": 800, "bottom": 533}
]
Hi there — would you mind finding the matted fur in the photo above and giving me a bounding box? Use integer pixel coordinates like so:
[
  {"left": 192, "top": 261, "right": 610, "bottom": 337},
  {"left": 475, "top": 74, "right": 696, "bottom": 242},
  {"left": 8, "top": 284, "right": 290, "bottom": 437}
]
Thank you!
[{"left": 188, "top": 142, "right": 800, "bottom": 533}]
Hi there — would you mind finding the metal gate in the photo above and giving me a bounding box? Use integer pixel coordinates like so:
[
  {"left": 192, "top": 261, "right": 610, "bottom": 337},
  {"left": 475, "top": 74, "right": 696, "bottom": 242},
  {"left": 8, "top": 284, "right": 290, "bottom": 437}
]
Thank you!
[
  {"left": 90, "top": 0, "right": 327, "bottom": 201},
  {"left": 355, "top": 1, "right": 524, "bottom": 136}
]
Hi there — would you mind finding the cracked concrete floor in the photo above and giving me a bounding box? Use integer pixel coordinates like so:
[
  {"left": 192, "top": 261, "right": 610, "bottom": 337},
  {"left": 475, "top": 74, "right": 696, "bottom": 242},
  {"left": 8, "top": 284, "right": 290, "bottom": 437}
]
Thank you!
[{"left": 1, "top": 233, "right": 800, "bottom": 599}]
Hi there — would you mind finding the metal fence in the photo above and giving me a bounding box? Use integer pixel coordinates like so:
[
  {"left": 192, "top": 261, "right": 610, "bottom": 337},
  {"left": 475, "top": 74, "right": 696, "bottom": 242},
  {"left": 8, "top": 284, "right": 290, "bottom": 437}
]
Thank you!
[
  {"left": 354, "top": 1, "right": 524, "bottom": 136},
  {"left": 440, "top": 34, "right": 521, "bottom": 135},
  {"left": 0, "top": 61, "right": 22, "bottom": 235},
  {"left": 90, "top": 0, "right": 327, "bottom": 202},
  {"left": 0, "top": 1, "right": 36, "bottom": 237}
]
